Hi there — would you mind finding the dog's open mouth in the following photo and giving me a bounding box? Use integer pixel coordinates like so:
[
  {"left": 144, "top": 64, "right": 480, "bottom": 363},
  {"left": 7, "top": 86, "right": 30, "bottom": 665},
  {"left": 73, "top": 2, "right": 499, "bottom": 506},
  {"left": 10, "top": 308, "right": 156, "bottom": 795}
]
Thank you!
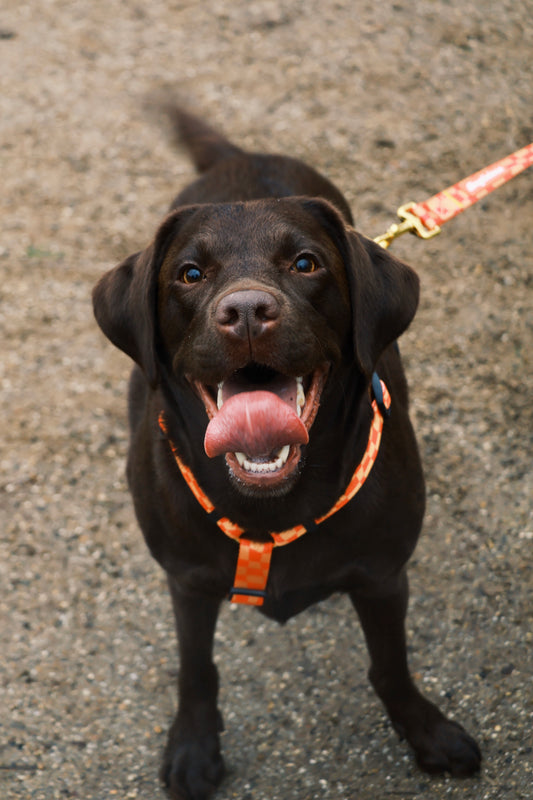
[{"left": 193, "top": 363, "right": 329, "bottom": 488}]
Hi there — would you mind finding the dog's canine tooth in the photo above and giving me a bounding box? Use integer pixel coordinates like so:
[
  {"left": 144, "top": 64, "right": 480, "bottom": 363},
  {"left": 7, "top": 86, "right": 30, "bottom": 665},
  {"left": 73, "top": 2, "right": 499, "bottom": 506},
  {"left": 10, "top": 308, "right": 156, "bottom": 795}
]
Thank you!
[
  {"left": 217, "top": 383, "right": 224, "bottom": 410},
  {"left": 296, "top": 377, "right": 305, "bottom": 417},
  {"left": 277, "top": 445, "right": 290, "bottom": 466},
  {"left": 235, "top": 451, "right": 246, "bottom": 467}
]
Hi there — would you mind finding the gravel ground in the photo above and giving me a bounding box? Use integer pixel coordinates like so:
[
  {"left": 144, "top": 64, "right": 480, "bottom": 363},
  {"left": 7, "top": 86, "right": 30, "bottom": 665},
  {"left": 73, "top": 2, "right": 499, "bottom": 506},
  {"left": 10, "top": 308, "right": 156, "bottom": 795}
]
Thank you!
[{"left": 1, "top": 1, "right": 532, "bottom": 798}]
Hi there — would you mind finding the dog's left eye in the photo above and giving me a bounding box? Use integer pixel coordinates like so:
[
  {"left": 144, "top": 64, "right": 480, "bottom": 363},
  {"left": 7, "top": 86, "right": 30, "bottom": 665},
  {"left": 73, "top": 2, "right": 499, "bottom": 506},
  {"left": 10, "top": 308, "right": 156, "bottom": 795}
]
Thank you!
[
  {"left": 291, "top": 255, "right": 319, "bottom": 274},
  {"left": 180, "top": 265, "right": 204, "bottom": 284}
]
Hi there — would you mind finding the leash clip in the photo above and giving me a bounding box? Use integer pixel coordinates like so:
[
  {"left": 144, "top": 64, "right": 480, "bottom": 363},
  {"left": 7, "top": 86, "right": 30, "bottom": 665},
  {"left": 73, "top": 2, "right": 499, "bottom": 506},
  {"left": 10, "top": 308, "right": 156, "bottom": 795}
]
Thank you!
[
  {"left": 374, "top": 202, "right": 441, "bottom": 249},
  {"left": 398, "top": 202, "right": 442, "bottom": 239}
]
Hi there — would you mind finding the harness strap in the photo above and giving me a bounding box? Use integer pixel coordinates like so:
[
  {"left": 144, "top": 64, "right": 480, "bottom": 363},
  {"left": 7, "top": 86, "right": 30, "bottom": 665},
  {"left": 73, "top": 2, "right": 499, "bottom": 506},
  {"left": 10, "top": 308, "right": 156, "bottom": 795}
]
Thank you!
[{"left": 159, "top": 377, "right": 391, "bottom": 607}]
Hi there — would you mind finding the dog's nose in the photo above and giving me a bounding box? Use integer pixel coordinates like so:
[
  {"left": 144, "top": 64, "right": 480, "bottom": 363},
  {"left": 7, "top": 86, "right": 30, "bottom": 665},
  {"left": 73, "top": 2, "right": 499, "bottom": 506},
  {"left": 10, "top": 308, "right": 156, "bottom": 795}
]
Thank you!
[{"left": 215, "top": 289, "right": 280, "bottom": 340}]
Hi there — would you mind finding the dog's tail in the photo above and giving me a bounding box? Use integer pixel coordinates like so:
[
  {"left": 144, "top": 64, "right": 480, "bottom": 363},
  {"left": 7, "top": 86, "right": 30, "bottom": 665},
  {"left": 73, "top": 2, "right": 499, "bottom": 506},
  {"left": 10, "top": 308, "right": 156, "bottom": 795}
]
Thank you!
[{"left": 163, "top": 105, "right": 243, "bottom": 173}]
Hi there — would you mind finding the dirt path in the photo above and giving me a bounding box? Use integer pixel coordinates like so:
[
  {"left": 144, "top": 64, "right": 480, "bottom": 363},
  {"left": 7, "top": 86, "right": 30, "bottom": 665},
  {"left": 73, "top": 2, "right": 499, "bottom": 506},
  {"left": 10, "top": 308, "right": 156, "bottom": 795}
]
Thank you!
[{"left": 1, "top": 1, "right": 532, "bottom": 798}]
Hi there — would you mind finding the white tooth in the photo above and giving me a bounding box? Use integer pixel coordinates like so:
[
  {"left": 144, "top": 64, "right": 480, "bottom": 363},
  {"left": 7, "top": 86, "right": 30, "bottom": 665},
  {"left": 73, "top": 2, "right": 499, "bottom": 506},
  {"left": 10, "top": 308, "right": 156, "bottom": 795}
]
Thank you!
[
  {"left": 235, "top": 444, "right": 292, "bottom": 474},
  {"left": 217, "top": 383, "right": 224, "bottom": 410},
  {"left": 296, "top": 377, "right": 305, "bottom": 417},
  {"left": 278, "top": 445, "right": 290, "bottom": 465}
]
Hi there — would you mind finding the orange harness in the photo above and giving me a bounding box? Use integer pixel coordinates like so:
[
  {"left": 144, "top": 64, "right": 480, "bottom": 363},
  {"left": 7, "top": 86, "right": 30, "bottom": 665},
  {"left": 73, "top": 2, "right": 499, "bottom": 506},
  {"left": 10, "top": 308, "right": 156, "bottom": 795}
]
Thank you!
[{"left": 158, "top": 375, "right": 391, "bottom": 607}]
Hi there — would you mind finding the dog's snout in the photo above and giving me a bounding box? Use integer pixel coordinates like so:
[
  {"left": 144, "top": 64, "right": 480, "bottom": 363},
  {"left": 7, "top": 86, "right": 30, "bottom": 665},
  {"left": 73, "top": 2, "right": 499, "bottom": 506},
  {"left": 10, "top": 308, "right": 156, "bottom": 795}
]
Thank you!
[{"left": 215, "top": 289, "right": 280, "bottom": 340}]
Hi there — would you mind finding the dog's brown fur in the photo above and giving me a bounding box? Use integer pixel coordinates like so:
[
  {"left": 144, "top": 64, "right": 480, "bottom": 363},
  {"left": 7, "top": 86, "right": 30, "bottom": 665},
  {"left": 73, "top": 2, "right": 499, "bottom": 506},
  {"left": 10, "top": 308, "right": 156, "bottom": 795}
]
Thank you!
[{"left": 93, "top": 108, "right": 481, "bottom": 799}]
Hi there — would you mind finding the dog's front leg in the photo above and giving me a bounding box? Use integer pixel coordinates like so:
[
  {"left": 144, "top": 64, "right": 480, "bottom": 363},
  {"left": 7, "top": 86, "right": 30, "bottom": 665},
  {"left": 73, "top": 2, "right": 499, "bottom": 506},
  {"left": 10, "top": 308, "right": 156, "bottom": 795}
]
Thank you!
[
  {"left": 349, "top": 572, "right": 481, "bottom": 777},
  {"left": 161, "top": 577, "right": 225, "bottom": 800}
]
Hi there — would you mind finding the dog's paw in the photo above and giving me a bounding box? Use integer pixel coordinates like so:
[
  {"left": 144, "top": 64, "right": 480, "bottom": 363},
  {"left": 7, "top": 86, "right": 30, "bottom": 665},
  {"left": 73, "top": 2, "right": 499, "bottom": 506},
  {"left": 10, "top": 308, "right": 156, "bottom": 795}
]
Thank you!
[
  {"left": 160, "top": 732, "right": 225, "bottom": 800},
  {"left": 395, "top": 707, "right": 481, "bottom": 777},
  {"left": 413, "top": 717, "right": 481, "bottom": 776}
]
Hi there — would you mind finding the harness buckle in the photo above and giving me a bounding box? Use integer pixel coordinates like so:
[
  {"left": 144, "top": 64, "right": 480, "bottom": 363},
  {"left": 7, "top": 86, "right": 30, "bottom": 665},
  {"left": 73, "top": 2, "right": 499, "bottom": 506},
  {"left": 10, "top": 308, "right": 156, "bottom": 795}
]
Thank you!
[
  {"left": 228, "top": 586, "right": 268, "bottom": 602},
  {"left": 372, "top": 372, "right": 391, "bottom": 419}
]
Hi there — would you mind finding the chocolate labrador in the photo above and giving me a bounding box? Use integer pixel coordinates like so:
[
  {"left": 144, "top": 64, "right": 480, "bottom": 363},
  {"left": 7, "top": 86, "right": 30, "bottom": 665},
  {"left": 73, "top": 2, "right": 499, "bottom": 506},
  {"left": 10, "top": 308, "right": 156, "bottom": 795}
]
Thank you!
[{"left": 93, "top": 106, "right": 481, "bottom": 799}]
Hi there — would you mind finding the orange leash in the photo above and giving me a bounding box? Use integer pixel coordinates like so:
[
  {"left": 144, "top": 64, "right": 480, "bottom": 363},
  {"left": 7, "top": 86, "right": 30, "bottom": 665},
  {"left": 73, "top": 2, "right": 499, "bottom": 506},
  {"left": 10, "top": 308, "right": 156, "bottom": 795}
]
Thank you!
[
  {"left": 159, "top": 377, "right": 391, "bottom": 607},
  {"left": 375, "top": 142, "right": 533, "bottom": 248}
]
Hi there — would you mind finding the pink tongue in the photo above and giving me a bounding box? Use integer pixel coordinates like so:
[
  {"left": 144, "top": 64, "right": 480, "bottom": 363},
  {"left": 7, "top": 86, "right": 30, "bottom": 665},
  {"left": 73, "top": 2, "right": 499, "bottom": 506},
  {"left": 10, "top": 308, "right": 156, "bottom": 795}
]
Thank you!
[{"left": 204, "top": 390, "right": 308, "bottom": 458}]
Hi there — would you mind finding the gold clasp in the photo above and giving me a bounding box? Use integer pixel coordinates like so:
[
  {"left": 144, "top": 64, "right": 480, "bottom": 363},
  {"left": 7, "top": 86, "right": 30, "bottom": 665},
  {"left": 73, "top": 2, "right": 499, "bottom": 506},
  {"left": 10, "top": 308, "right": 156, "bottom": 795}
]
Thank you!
[{"left": 374, "top": 203, "right": 442, "bottom": 249}]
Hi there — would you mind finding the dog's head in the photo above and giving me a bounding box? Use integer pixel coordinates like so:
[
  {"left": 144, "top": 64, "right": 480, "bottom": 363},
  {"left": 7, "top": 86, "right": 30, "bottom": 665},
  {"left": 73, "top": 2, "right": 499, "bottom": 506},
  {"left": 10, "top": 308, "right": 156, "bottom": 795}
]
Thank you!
[{"left": 93, "top": 197, "right": 418, "bottom": 494}]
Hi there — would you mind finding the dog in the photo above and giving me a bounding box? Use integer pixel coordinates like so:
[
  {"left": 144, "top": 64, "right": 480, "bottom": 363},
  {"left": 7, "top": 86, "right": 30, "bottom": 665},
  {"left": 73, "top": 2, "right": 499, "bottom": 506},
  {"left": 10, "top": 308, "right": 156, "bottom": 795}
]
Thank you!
[{"left": 93, "top": 106, "right": 481, "bottom": 799}]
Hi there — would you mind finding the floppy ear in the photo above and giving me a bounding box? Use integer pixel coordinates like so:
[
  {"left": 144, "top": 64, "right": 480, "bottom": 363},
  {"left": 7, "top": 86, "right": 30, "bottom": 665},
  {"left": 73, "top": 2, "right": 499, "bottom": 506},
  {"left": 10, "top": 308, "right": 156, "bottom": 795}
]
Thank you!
[
  {"left": 92, "top": 207, "right": 197, "bottom": 388},
  {"left": 300, "top": 198, "right": 419, "bottom": 376},
  {"left": 345, "top": 231, "right": 420, "bottom": 376}
]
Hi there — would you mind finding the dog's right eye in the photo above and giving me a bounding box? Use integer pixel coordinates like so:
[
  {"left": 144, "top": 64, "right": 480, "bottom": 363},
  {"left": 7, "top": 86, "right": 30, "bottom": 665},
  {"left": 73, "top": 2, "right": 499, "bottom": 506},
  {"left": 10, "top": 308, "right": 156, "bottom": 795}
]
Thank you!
[
  {"left": 290, "top": 255, "right": 320, "bottom": 274},
  {"left": 180, "top": 265, "right": 204, "bottom": 284}
]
